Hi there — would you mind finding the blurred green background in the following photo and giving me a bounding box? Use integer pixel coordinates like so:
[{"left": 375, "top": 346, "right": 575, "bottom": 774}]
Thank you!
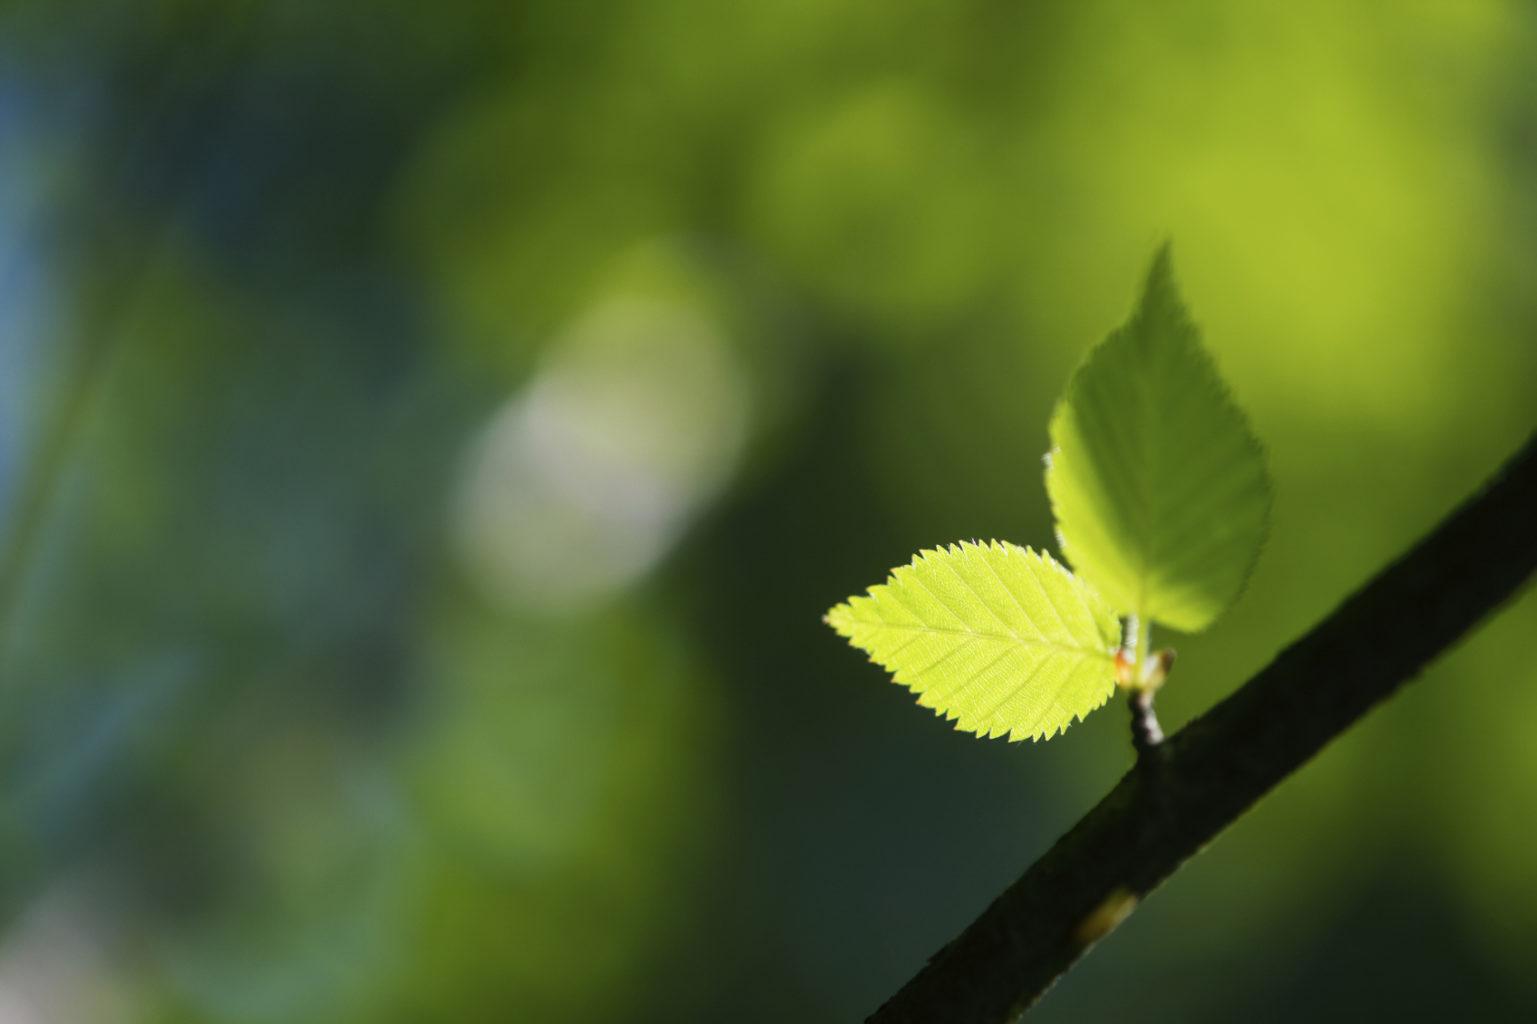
[{"left": 0, "top": 1, "right": 1534, "bottom": 1021}]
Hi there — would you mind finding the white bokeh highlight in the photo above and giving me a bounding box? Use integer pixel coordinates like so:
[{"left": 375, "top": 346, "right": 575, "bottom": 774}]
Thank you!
[{"left": 454, "top": 296, "right": 751, "bottom": 612}]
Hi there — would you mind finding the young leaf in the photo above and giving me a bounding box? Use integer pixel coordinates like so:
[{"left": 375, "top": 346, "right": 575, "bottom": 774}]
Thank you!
[
  {"left": 1045, "top": 245, "right": 1270, "bottom": 633},
  {"left": 825, "top": 541, "right": 1119, "bottom": 741}
]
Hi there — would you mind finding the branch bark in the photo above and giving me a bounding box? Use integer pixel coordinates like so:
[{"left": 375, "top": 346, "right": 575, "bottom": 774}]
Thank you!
[{"left": 869, "top": 430, "right": 1537, "bottom": 1024}]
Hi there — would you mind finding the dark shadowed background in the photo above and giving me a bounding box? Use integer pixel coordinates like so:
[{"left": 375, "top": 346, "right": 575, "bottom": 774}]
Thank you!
[{"left": 0, "top": 2, "right": 1535, "bottom": 1021}]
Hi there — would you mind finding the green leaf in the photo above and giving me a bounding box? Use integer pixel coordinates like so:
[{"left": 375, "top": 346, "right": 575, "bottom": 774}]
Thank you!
[
  {"left": 824, "top": 541, "right": 1120, "bottom": 741},
  {"left": 1045, "top": 244, "right": 1270, "bottom": 633}
]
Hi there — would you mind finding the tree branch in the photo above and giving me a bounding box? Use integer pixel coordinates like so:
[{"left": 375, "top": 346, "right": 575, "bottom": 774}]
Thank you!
[{"left": 869, "top": 429, "right": 1537, "bottom": 1024}]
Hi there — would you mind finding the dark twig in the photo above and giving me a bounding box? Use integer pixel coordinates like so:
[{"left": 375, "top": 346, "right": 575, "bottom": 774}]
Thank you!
[{"left": 869, "top": 429, "right": 1537, "bottom": 1023}]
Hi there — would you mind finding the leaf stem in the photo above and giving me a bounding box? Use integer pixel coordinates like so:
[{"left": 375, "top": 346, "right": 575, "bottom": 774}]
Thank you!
[
  {"left": 1127, "top": 687, "right": 1165, "bottom": 757},
  {"left": 1122, "top": 615, "right": 1165, "bottom": 757}
]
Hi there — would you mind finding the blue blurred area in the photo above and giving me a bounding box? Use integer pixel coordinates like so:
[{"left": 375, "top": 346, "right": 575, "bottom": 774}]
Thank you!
[{"left": 0, "top": 2, "right": 1533, "bottom": 1021}]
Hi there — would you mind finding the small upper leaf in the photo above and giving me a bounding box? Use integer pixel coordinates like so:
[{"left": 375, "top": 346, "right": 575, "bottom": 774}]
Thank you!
[
  {"left": 825, "top": 541, "right": 1119, "bottom": 741},
  {"left": 1045, "top": 244, "right": 1270, "bottom": 632}
]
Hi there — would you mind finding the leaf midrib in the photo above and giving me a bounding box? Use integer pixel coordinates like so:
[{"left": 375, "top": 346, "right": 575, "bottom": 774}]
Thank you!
[{"left": 855, "top": 621, "right": 1111, "bottom": 660}]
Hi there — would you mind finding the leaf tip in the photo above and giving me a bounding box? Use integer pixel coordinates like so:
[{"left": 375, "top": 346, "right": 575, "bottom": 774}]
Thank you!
[
  {"left": 1139, "top": 238, "right": 1186, "bottom": 320},
  {"left": 824, "top": 602, "right": 855, "bottom": 636}
]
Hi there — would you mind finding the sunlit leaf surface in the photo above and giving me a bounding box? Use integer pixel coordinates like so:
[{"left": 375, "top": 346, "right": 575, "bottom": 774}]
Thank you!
[{"left": 826, "top": 541, "right": 1119, "bottom": 741}]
